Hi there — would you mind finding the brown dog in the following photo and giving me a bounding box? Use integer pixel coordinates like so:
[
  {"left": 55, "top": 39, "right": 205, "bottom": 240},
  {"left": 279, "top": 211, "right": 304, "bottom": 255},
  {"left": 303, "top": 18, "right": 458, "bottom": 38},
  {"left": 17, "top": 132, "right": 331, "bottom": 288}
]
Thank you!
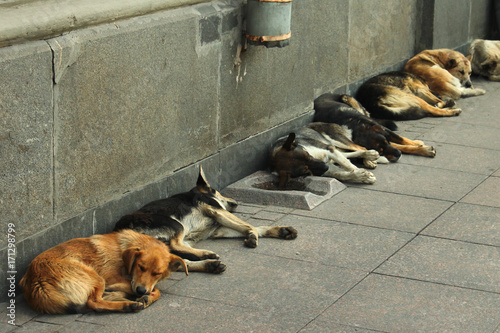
[
  {"left": 19, "top": 229, "right": 188, "bottom": 314},
  {"left": 404, "top": 48, "right": 485, "bottom": 100},
  {"left": 468, "top": 39, "right": 500, "bottom": 81}
]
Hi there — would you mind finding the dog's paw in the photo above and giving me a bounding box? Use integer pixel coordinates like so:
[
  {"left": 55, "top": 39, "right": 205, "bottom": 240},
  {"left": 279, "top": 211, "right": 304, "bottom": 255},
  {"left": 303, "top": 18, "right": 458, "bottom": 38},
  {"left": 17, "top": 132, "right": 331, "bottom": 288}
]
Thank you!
[
  {"left": 206, "top": 260, "right": 226, "bottom": 274},
  {"left": 451, "top": 108, "right": 462, "bottom": 116},
  {"left": 136, "top": 295, "right": 150, "bottom": 306},
  {"left": 356, "top": 169, "right": 376, "bottom": 184},
  {"left": 364, "top": 149, "right": 380, "bottom": 160},
  {"left": 424, "top": 145, "right": 436, "bottom": 157},
  {"left": 128, "top": 301, "right": 145, "bottom": 312},
  {"left": 442, "top": 99, "right": 456, "bottom": 108},
  {"left": 475, "top": 88, "right": 486, "bottom": 95},
  {"left": 363, "top": 160, "right": 377, "bottom": 169},
  {"left": 376, "top": 156, "right": 390, "bottom": 164},
  {"left": 201, "top": 251, "right": 219, "bottom": 260},
  {"left": 279, "top": 226, "right": 298, "bottom": 240},
  {"left": 244, "top": 233, "right": 258, "bottom": 248}
]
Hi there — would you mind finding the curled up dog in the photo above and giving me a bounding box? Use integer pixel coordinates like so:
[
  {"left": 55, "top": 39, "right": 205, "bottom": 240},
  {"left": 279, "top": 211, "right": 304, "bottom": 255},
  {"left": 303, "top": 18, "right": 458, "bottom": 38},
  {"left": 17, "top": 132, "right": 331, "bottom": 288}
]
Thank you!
[
  {"left": 467, "top": 39, "right": 500, "bottom": 81},
  {"left": 404, "top": 48, "right": 485, "bottom": 100},
  {"left": 20, "top": 229, "right": 188, "bottom": 314}
]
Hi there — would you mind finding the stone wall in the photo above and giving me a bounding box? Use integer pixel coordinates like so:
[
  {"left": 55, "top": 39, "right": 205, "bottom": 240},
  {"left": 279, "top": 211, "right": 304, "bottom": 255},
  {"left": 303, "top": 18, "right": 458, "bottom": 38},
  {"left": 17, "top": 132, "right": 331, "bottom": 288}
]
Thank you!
[{"left": 0, "top": 0, "right": 491, "bottom": 300}]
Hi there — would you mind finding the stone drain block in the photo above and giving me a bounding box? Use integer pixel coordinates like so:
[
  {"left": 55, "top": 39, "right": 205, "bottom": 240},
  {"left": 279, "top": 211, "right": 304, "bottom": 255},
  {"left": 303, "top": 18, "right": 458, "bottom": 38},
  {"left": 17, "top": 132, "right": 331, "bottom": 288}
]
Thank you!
[{"left": 222, "top": 171, "right": 346, "bottom": 210}]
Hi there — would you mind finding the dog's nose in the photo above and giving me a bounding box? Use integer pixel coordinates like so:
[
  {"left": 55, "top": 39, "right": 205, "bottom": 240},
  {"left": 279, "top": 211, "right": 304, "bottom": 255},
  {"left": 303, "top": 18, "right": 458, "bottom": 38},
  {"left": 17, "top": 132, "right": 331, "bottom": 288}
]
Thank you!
[
  {"left": 228, "top": 201, "right": 238, "bottom": 209},
  {"left": 464, "top": 80, "right": 472, "bottom": 88},
  {"left": 136, "top": 286, "right": 147, "bottom": 296}
]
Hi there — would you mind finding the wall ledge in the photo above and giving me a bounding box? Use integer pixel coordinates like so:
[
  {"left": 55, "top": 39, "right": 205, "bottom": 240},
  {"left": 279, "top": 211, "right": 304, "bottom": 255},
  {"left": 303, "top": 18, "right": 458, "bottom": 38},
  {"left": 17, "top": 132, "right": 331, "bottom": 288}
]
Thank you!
[{"left": 0, "top": 0, "right": 211, "bottom": 48}]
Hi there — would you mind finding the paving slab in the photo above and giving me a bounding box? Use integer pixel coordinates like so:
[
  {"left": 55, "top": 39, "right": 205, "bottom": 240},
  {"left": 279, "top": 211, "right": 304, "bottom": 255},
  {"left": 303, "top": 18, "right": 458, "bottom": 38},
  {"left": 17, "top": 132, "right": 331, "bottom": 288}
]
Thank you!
[
  {"left": 398, "top": 141, "right": 500, "bottom": 175},
  {"left": 81, "top": 294, "right": 310, "bottom": 333},
  {"left": 299, "top": 321, "right": 380, "bottom": 333},
  {"left": 57, "top": 320, "right": 106, "bottom": 333},
  {"left": 162, "top": 250, "right": 366, "bottom": 318},
  {"left": 376, "top": 235, "right": 500, "bottom": 293},
  {"left": 422, "top": 202, "right": 500, "bottom": 246},
  {"left": 460, "top": 176, "right": 500, "bottom": 208},
  {"left": 249, "top": 214, "right": 414, "bottom": 271},
  {"left": 0, "top": 323, "right": 17, "bottom": 333},
  {"left": 494, "top": 168, "right": 500, "bottom": 177},
  {"left": 293, "top": 187, "right": 452, "bottom": 233},
  {"left": 0, "top": 296, "right": 38, "bottom": 327},
  {"left": 9, "top": 320, "right": 60, "bottom": 332},
  {"left": 419, "top": 120, "right": 499, "bottom": 150},
  {"left": 33, "top": 314, "right": 83, "bottom": 326},
  {"left": 322, "top": 274, "right": 500, "bottom": 332},
  {"left": 350, "top": 163, "right": 487, "bottom": 201}
]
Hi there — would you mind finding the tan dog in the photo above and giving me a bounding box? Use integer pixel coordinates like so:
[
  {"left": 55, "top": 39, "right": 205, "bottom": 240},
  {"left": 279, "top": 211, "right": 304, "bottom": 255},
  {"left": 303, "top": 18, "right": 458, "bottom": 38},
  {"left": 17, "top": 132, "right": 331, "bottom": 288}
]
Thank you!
[
  {"left": 404, "top": 48, "right": 485, "bottom": 100},
  {"left": 19, "top": 229, "right": 188, "bottom": 314},
  {"left": 467, "top": 39, "right": 500, "bottom": 81}
]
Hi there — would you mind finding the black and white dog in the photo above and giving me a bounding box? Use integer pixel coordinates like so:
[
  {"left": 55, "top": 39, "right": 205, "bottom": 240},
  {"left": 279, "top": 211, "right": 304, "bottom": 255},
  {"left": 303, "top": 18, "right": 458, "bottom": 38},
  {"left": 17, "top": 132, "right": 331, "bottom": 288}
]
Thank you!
[
  {"left": 114, "top": 167, "right": 297, "bottom": 273},
  {"left": 269, "top": 124, "right": 381, "bottom": 188}
]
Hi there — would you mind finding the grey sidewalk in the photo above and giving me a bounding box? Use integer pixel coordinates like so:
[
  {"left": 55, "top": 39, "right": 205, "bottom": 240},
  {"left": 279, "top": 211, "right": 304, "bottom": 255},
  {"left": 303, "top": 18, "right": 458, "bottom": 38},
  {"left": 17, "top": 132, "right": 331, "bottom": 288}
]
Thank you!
[{"left": 2, "top": 77, "right": 500, "bottom": 332}]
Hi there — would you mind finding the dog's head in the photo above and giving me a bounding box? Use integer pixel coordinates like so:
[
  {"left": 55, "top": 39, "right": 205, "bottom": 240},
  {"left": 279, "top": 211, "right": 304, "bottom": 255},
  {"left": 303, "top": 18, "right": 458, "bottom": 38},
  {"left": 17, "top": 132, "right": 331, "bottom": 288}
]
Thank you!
[
  {"left": 356, "top": 125, "right": 402, "bottom": 162},
  {"left": 193, "top": 166, "right": 238, "bottom": 212},
  {"left": 123, "top": 243, "right": 188, "bottom": 296},
  {"left": 479, "top": 57, "right": 500, "bottom": 76},
  {"left": 446, "top": 53, "right": 474, "bottom": 88},
  {"left": 271, "top": 133, "right": 329, "bottom": 188}
]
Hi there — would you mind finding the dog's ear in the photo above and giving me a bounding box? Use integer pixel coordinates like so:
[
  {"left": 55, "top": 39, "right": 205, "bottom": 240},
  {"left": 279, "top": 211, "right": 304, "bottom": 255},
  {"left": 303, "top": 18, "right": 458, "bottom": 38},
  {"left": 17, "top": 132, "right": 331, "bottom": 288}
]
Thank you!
[
  {"left": 169, "top": 254, "right": 188, "bottom": 276},
  {"left": 282, "top": 133, "right": 296, "bottom": 151},
  {"left": 481, "top": 58, "right": 497, "bottom": 71},
  {"left": 447, "top": 58, "right": 457, "bottom": 69},
  {"left": 467, "top": 54, "right": 473, "bottom": 62},
  {"left": 122, "top": 247, "right": 142, "bottom": 275},
  {"left": 197, "top": 165, "right": 209, "bottom": 188}
]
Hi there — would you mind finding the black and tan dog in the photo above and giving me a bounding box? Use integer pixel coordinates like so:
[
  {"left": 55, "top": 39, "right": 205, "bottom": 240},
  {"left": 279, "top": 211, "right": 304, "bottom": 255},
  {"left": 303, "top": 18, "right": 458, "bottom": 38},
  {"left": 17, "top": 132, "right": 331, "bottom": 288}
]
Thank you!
[
  {"left": 114, "top": 167, "right": 297, "bottom": 273},
  {"left": 467, "top": 39, "right": 500, "bottom": 81},
  {"left": 314, "top": 93, "right": 436, "bottom": 158},
  {"left": 270, "top": 124, "right": 381, "bottom": 188},
  {"left": 404, "top": 48, "right": 485, "bottom": 100},
  {"left": 20, "top": 229, "right": 188, "bottom": 314},
  {"left": 356, "top": 71, "right": 462, "bottom": 120}
]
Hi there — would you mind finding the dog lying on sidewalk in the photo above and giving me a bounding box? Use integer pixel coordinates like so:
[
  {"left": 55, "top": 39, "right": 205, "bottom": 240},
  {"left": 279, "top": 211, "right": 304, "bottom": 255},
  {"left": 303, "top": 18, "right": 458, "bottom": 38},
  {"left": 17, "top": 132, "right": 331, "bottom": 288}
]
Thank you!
[
  {"left": 269, "top": 124, "right": 381, "bottom": 188},
  {"left": 314, "top": 93, "right": 436, "bottom": 157},
  {"left": 20, "top": 229, "right": 188, "bottom": 314},
  {"left": 467, "top": 39, "right": 500, "bottom": 81},
  {"left": 404, "top": 48, "right": 485, "bottom": 100},
  {"left": 114, "top": 167, "right": 298, "bottom": 273},
  {"left": 355, "top": 71, "right": 462, "bottom": 120}
]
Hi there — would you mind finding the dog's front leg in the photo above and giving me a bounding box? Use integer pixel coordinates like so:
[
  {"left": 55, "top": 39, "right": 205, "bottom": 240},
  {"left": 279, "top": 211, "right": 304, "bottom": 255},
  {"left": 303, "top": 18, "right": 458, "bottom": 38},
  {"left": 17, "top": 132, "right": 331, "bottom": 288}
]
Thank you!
[
  {"left": 204, "top": 207, "right": 259, "bottom": 248},
  {"left": 135, "top": 287, "right": 161, "bottom": 309}
]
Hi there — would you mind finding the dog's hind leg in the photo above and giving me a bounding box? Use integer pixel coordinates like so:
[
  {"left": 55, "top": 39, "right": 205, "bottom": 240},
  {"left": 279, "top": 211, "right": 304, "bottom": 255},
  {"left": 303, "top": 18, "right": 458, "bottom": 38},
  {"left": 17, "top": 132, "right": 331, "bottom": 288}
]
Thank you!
[
  {"left": 379, "top": 89, "right": 461, "bottom": 119},
  {"left": 168, "top": 233, "right": 219, "bottom": 260}
]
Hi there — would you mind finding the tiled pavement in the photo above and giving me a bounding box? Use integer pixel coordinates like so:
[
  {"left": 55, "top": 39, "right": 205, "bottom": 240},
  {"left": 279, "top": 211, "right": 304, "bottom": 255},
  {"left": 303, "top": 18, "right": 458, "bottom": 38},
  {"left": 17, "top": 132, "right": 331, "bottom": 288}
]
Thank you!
[{"left": 2, "top": 77, "right": 499, "bottom": 332}]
